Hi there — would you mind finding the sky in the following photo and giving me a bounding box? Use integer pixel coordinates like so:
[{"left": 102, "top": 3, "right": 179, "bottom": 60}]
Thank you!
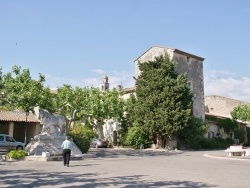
[{"left": 1, "top": 1, "right": 250, "bottom": 102}]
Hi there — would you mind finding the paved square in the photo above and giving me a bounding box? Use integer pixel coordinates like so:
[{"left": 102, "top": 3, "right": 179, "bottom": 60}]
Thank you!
[{"left": 1, "top": 149, "right": 250, "bottom": 187}]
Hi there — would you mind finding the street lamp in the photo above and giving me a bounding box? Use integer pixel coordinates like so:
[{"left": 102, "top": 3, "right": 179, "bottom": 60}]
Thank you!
[{"left": 24, "top": 109, "right": 29, "bottom": 145}]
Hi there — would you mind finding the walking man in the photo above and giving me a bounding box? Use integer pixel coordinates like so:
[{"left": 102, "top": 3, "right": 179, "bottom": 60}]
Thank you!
[{"left": 61, "top": 136, "right": 72, "bottom": 167}]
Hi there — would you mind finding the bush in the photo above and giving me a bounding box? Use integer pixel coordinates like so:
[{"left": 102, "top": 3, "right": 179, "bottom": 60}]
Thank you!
[
  {"left": 178, "top": 117, "right": 207, "bottom": 150},
  {"left": 68, "top": 133, "right": 91, "bottom": 154},
  {"left": 68, "top": 124, "right": 97, "bottom": 153},
  {"left": 125, "top": 126, "right": 151, "bottom": 149},
  {"left": 234, "top": 127, "right": 246, "bottom": 144},
  {"left": 200, "top": 137, "right": 234, "bottom": 150},
  {"left": 7, "top": 150, "right": 28, "bottom": 159}
]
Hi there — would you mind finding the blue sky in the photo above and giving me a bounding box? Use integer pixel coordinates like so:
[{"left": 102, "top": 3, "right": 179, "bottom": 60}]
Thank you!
[{"left": 1, "top": 1, "right": 250, "bottom": 102}]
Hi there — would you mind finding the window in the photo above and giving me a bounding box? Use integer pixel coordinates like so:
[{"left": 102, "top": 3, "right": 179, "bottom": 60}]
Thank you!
[
  {"left": 230, "top": 132, "right": 233, "bottom": 139},
  {"left": 208, "top": 132, "right": 211, "bottom": 139},
  {"left": 0, "top": 136, "right": 4, "bottom": 142},
  {"left": 6, "top": 136, "right": 14, "bottom": 142},
  {"left": 208, "top": 132, "right": 215, "bottom": 139},
  {"left": 211, "top": 132, "right": 214, "bottom": 138}
]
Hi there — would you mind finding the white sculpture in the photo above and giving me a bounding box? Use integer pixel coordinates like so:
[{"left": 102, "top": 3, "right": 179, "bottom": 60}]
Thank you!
[{"left": 38, "top": 109, "right": 66, "bottom": 136}]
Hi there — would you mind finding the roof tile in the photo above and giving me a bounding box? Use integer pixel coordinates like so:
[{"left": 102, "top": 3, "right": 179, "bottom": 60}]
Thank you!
[{"left": 0, "top": 111, "right": 40, "bottom": 123}]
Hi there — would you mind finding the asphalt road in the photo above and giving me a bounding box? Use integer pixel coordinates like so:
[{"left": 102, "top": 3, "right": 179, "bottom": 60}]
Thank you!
[{"left": 0, "top": 148, "right": 250, "bottom": 188}]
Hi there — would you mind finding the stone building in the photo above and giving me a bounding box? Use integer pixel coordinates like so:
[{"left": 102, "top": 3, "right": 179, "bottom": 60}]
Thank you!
[
  {"left": 205, "top": 95, "right": 250, "bottom": 140},
  {"left": 134, "top": 46, "right": 205, "bottom": 119},
  {"left": 205, "top": 95, "right": 250, "bottom": 119}
]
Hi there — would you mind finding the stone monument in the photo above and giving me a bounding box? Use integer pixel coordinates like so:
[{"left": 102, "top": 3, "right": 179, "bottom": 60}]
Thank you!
[{"left": 25, "top": 109, "right": 82, "bottom": 156}]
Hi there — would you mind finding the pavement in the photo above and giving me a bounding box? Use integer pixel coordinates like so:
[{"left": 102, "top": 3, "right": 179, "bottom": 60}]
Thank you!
[
  {"left": 2, "top": 147, "right": 250, "bottom": 162},
  {"left": 1, "top": 148, "right": 250, "bottom": 187}
]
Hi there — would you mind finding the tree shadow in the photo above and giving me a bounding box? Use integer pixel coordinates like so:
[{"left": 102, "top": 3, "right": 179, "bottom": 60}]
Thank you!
[
  {"left": 0, "top": 168, "right": 216, "bottom": 188},
  {"left": 88, "top": 148, "right": 182, "bottom": 159}
]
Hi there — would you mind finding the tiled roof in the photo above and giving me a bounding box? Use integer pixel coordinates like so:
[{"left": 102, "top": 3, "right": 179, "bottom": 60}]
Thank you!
[{"left": 0, "top": 111, "right": 40, "bottom": 123}]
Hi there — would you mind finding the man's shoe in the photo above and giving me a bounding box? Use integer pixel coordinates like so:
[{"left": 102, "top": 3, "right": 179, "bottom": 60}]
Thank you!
[{"left": 67, "top": 164, "right": 69, "bottom": 167}]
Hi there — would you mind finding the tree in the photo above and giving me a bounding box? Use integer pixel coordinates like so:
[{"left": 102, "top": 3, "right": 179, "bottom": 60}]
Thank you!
[
  {"left": 134, "top": 54, "right": 193, "bottom": 148},
  {"left": 0, "top": 66, "right": 53, "bottom": 112},
  {"left": 0, "top": 66, "right": 126, "bottom": 141},
  {"left": 54, "top": 85, "right": 91, "bottom": 132},
  {"left": 178, "top": 116, "right": 207, "bottom": 149},
  {"left": 231, "top": 104, "right": 250, "bottom": 123},
  {"left": 119, "top": 93, "right": 137, "bottom": 141},
  {"left": 54, "top": 86, "right": 125, "bottom": 137},
  {"left": 231, "top": 104, "right": 250, "bottom": 144},
  {"left": 86, "top": 88, "right": 125, "bottom": 139}
]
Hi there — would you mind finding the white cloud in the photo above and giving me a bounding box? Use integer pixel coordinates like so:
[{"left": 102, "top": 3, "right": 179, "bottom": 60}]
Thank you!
[
  {"left": 109, "top": 71, "right": 135, "bottom": 88},
  {"left": 44, "top": 70, "right": 135, "bottom": 90},
  {"left": 82, "top": 71, "right": 135, "bottom": 89},
  {"left": 204, "top": 70, "right": 250, "bottom": 102},
  {"left": 44, "top": 74, "right": 83, "bottom": 89},
  {"left": 92, "top": 69, "right": 105, "bottom": 74},
  {"left": 82, "top": 77, "right": 101, "bottom": 87}
]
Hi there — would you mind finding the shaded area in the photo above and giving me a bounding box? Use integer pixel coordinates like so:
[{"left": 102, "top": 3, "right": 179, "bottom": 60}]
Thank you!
[
  {"left": 87, "top": 148, "right": 182, "bottom": 159},
  {"left": 0, "top": 168, "right": 215, "bottom": 188}
]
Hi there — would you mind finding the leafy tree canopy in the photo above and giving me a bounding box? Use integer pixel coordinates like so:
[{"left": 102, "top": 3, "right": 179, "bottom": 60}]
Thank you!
[
  {"left": 0, "top": 66, "right": 53, "bottom": 112},
  {"left": 231, "top": 104, "right": 250, "bottom": 123},
  {"left": 86, "top": 88, "right": 125, "bottom": 138},
  {"left": 54, "top": 85, "right": 125, "bottom": 137}
]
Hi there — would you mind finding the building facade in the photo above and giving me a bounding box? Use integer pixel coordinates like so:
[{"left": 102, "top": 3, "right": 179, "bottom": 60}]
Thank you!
[{"left": 205, "top": 95, "right": 250, "bottom": 141}]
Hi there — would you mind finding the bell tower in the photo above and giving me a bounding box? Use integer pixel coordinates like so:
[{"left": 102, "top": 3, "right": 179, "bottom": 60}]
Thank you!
[{"left": 101, "top": 74, "right": 109, "bottom": 91}]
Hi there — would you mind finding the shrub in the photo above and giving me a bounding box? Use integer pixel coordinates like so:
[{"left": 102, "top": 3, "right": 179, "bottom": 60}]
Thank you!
[
  {"left": 7, "top": 150, "right": 28, "bottom": 159},
  {"left": 125, "top": 126, "right": 151, "bottom": 149},
  {"left": 178, "top": 117, "right": 207, "bottom": 150},
  {"left": 234, "top": 127, "right": 246, "bottom": 144},
  {"left": 200, "top": 137, "right": 234, "bottom": 150},
  {"left": 68, "top": 124, "right": 97, "bottom": 153}
]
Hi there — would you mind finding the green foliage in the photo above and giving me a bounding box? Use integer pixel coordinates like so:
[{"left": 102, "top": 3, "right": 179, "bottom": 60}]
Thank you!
[
  {"left": 86, "top": 88, "right": 125, "bottom": 138},
  {"left": 119, "top": 94, "right": 137, "bottom": 141},
  {"left": 68, "top": 124, "right": 97, "bottom": 153},
  {"left": 0, "top": 66, "right": 53, "bottom": 112},
  {"left": 234, "top": 126, "right": 246, "bottom": 144},
  {"left": 231, "top": 104, "right": 250, "bottom": 123},
  {"left": 125, "top": 125, "right": 151, "bottom": 149},
  {"left": 134, "top": 54, "right": 193, "bottom": 147},
  {"left": 179, "top": 116, "right": 236, "bottom": 150},
  {"left": 55, "top": 85, "right": 92, "bottom": 132},
  {"left": 7, "top": 150, "right": 28, "bottom": 159},
  {"left": 200, "top": 138, "right": 234, "bottom": 150},
  {"left": 1, "top": 66, "right": 126, "bottom": 138},
  {"left": 179, "top": 117, "right": 208, "bottom": 150},
  {"left": 205, "top": 115, "right": 237, "bottom": 134},
  {"left": 55, "top": 86, "right": 125, "bottom": 137}
]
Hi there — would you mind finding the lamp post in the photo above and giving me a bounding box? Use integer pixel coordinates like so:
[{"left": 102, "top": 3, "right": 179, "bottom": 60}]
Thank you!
[{"left": 24, "top": 109, "right": 29, "bottom": 145}]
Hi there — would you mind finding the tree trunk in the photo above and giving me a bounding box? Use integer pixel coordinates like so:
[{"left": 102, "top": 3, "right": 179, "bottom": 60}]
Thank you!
[
  {"left": 96, "top": 120, "right": 105, "bottom": 139},
  {"left": 157, "top": 136, "right": 166, "bottom": 149}
]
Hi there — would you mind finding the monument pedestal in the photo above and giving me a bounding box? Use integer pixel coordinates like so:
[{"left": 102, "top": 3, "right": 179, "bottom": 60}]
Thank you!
[{"left": 25, "top": 134, "right": 82, "bottom": 156}]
